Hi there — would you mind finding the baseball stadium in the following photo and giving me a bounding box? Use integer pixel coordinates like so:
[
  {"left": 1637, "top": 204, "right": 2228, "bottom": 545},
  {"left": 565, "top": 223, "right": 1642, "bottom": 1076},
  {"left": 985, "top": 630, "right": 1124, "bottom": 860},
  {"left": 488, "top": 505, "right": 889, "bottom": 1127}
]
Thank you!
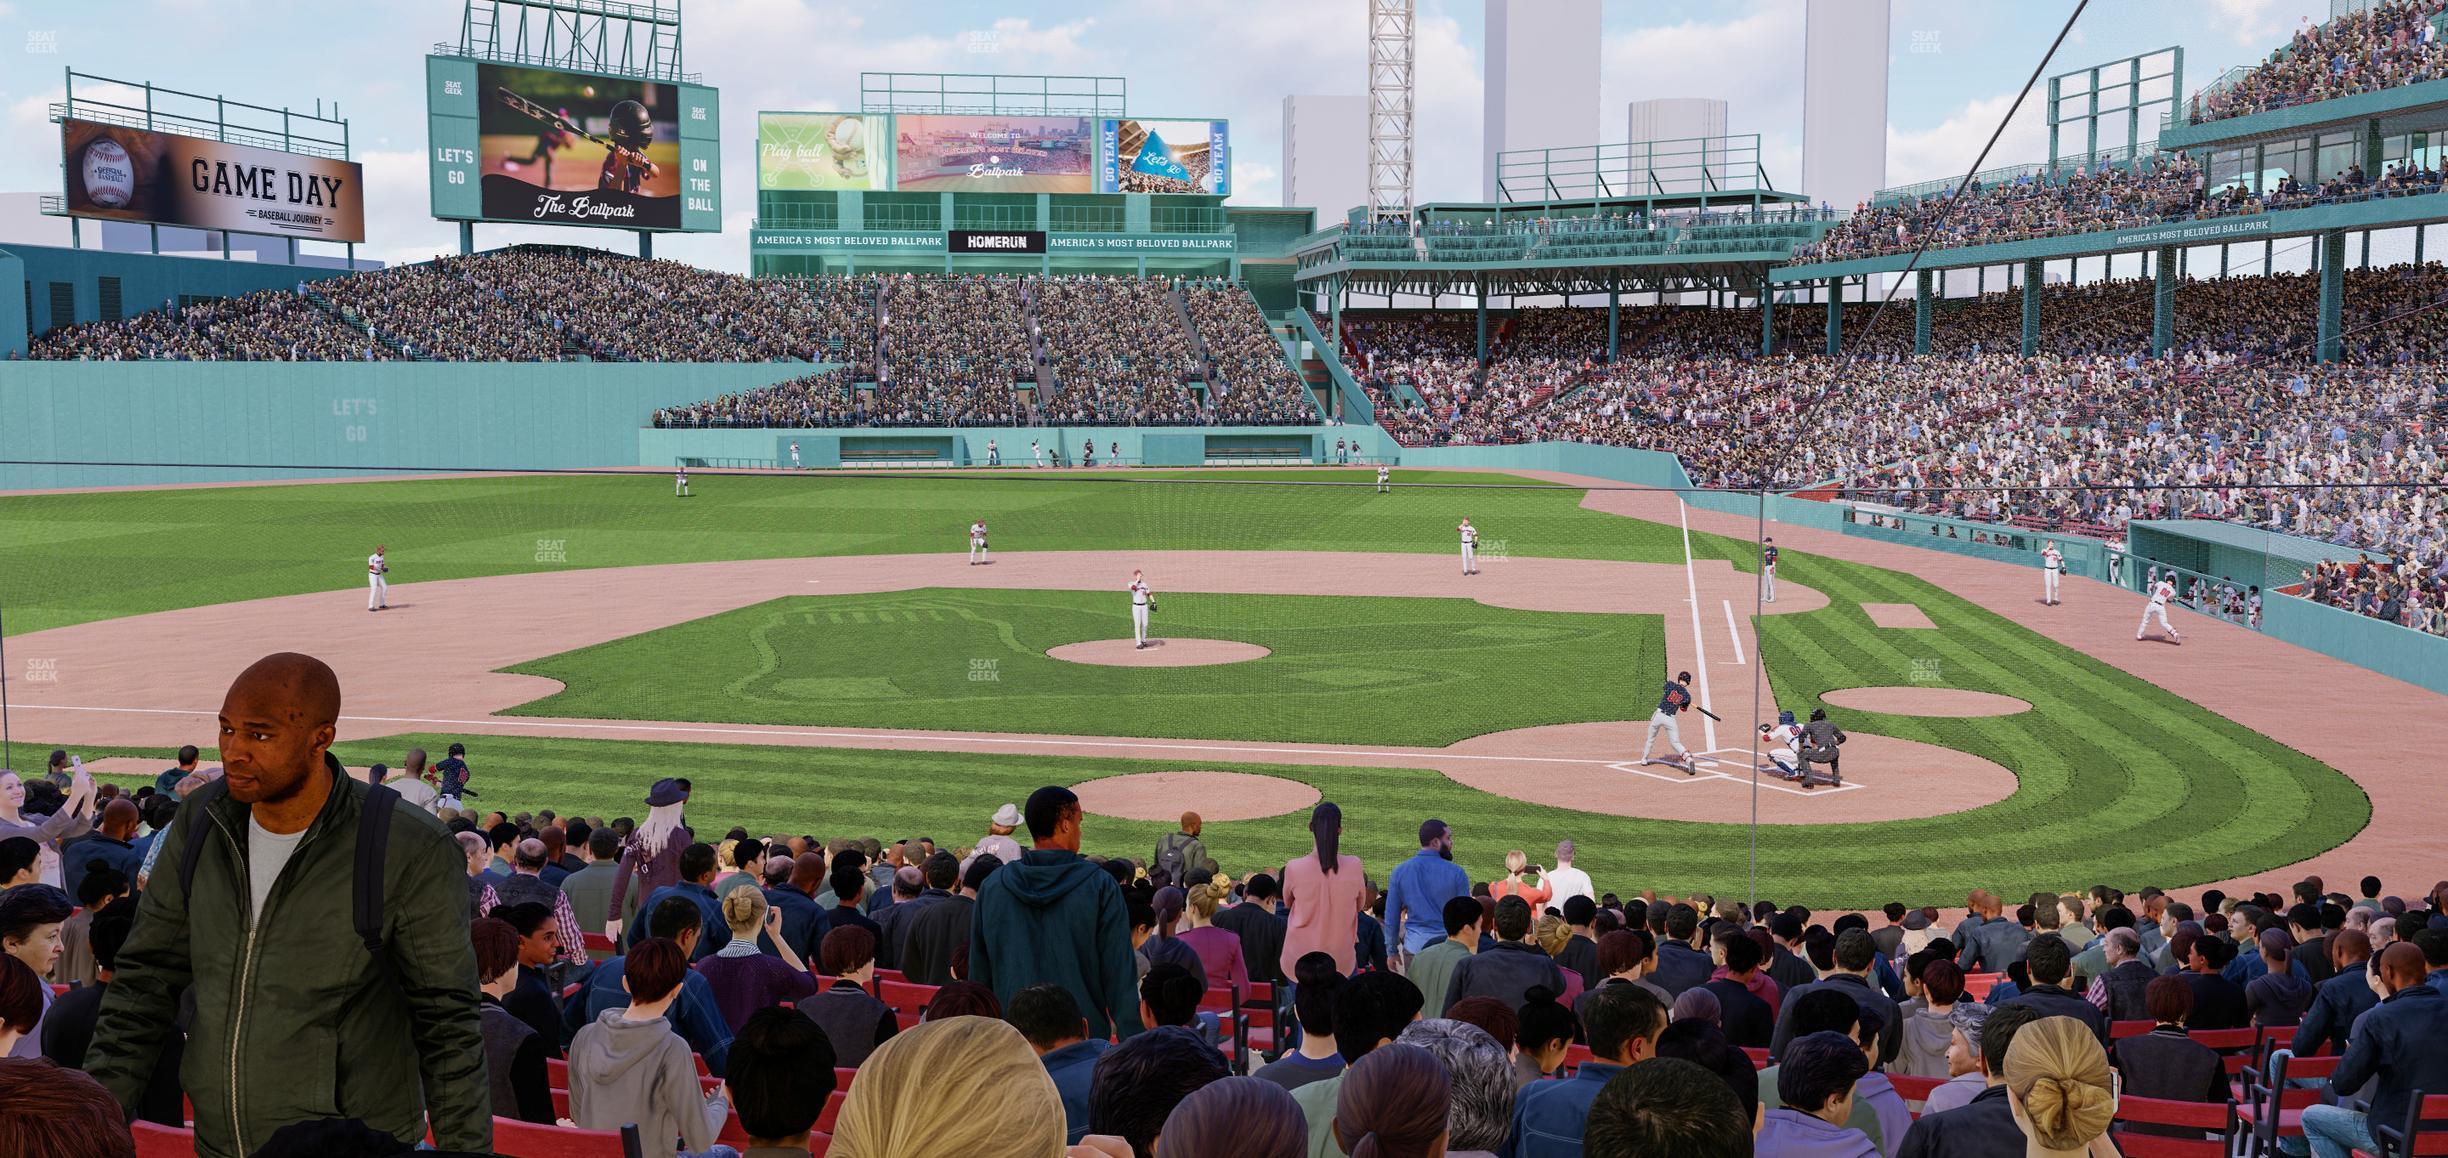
[{"left": 2, "top": 2, "right": 2445, "bottom": 1156}]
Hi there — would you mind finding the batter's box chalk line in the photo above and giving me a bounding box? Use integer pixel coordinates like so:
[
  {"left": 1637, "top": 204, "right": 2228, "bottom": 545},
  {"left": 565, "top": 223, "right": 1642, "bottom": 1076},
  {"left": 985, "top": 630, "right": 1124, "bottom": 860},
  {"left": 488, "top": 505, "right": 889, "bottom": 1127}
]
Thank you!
[{"left": 1607, "top": 749, "right": 1863, "bottom": 796}]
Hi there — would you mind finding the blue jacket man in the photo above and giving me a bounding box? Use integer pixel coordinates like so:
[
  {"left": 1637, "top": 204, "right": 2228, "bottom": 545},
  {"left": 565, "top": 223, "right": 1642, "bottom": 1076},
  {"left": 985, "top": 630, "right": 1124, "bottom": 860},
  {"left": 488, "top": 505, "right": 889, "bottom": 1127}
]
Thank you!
[
  {"left": 2292, "top": 949, "right": 2378, "bottom": 1057},
  {"left": 1503, "top": 979, "right": 1667, "bottom": 1157},
  {"left": 628, "top": 842, "right": 726, "bottom": 962},
  {"left": 1042, "top": 1038, "right": 1112, "bottom": 1143},
  {"left": 2310, "top": 948, "right": 2448, "bottom": 1154},
  {"left": 1385, "top": 820, "right": 1469, "bottom": 959}
]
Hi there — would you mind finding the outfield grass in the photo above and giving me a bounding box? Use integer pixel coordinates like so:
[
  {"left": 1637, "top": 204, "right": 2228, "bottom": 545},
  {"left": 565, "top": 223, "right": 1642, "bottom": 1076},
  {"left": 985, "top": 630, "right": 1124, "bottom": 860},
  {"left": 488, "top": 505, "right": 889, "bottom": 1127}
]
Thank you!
[
  {"left": 502, "top": 589, "right": 1664, "bottom": 746},
  {"left": 0, "top": 470, "right": 1724, "bottom": 636},
  {"left": 3, "top": 471, "right": 2367, "bottom": 906}
]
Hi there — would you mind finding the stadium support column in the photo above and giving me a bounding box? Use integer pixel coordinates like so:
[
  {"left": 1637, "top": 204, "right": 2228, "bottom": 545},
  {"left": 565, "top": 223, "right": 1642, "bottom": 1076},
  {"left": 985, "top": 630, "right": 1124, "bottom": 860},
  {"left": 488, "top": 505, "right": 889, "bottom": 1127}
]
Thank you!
[
  {"left": 1757, "top": 280, "right": 1771, "bottom": 357},
  {"left": 638, "top": 231, "right": 652, "bottom": 260},
  {"left": 2317, "top": 229, "right": 2346, "bottom": 362},
  {"left": 459, "top": 223, "right": 473, "bottom": 257},
  {"left": 1913, "top": 269, "right": 1932, "bottom": 355},
  {"left": 1475, "top": 280, "right": 1488, "bottom": 366},
  {"left": 1608, "top": 278, "right": 1621, "bottom": 361},
  {"left": 2151, "top": 243, "right": 2177, "bottom": 356},
  {"left": 1824, "top": 277, "right": 1841, "bottom": 356},
  {"left": 2020, "top": 258, "right": 2042, "bottom": 357}
]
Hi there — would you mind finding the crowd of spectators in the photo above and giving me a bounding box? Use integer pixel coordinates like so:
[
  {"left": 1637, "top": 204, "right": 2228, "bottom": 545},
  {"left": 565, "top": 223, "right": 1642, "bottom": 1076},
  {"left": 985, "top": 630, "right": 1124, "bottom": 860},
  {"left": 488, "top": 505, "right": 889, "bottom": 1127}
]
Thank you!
[
  {"left": 10, "top": 713, "right": 2446, "bottom": 1158},
  {"left": 1796, "top": 154, "right": 2208, "bottom": 264},
  {"left": 871, "top": 273, "right": 1032, "bottom": 427},
  {"left": 1183, "top": 282, "right": 1321, "bottom": 425},
  {"left": 2189, "top": 0, "right": 2448, "bottom": 123},
  {"left": 1035, "top": 276, "right": 1206, "bottom": 426},
  {"left": 30, "top": 287, "right": 401, "bottom": 362}
]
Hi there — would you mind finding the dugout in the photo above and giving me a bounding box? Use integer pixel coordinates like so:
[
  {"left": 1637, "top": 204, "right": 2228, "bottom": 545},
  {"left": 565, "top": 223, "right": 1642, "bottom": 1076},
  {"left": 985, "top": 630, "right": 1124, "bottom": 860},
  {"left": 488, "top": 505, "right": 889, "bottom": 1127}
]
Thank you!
[{"left": 2125, "top": 520, "right": 2363, "bottom": 592}]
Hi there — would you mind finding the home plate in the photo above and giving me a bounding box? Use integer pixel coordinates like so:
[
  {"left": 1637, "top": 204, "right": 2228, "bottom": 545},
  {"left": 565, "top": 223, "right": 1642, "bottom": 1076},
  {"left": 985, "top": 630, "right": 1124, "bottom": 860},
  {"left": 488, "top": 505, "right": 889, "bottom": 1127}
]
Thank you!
[{"left": 1608, "top": 750, "right": 1862, "bottom": 795}]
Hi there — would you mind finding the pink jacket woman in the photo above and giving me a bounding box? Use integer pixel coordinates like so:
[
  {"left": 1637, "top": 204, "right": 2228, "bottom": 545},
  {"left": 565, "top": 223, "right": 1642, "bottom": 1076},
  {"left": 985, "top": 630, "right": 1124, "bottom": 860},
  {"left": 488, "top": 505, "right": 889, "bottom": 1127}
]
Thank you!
[{"left": 1277, "top": 802, "right": 1367, "bottom": 977}]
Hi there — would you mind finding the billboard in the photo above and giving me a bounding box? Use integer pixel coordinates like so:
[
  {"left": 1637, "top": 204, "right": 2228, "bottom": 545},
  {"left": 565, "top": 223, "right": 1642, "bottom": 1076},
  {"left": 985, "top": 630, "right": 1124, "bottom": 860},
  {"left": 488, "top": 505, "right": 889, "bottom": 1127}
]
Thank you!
[
  {"left": 893, "top": 114, "right": 1094, "bottom": 193},
  {"left": 1100, "top": 118, "right": 1230, "bottom": 196},
  {"left": 427, "top": 57, "right": 721, "bottom": 232},
  {"left": 58, "top": 118, "right": 366, "bottom": 242},
  {"left": 758, "top": 112, "right": 888, "bottom": 191}
]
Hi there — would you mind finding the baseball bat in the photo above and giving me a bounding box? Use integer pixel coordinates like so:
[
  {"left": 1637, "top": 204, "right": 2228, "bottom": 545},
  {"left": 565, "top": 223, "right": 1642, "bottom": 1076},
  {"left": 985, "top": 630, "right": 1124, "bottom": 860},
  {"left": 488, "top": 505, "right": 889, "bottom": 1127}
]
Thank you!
[
  {"left": 494, "top": 87, "right": 650, "bottom": 168},
  {"left": 1695, "top": 705, "right": 1723, "bottom": 722}
]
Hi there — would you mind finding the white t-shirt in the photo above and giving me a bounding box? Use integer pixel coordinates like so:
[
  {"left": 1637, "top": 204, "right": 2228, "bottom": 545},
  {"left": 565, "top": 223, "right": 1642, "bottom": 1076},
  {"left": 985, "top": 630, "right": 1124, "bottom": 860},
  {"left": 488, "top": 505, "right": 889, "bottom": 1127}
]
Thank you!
[
  {"left": 1544, "top": 865, "right": 1594, "bottom": 908},
  {"left": 247, "top": 815, "right": 309, "bottom": 923}
]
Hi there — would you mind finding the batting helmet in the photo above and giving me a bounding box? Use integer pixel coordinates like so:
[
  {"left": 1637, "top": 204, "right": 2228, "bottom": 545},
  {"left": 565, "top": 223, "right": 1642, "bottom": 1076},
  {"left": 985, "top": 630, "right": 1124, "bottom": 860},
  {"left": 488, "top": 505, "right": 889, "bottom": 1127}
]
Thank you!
[{"left": 607, "top": 100, "right": 654, "bottom": 148}]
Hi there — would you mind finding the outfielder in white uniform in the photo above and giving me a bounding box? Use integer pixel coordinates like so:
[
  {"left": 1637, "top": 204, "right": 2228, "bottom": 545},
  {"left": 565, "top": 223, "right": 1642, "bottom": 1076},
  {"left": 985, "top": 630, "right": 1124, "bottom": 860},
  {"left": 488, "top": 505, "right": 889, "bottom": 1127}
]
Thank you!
[
  {"left": 789, "top": 441, "right": 801, "bottom": 469},
  {"left": 969, "top": 520, "right": 990, "bottom": 565},
  {"left": 2137, "top": 578, "right": 2183, "bottom": 642},
  {"left": 1130, "top": 570, "right": 1154, "bottom": 648},
  {"left": 367, "top": 544, "right": 389, "bottom": 612},
  {"left": 1459, "top": 519, "right": 1479, "bottom": 576},
  {"left": 987, "top": 440, "right": 1001, "bottom": 467},
  {"left": 1376, "top": 464, "right": 1391, "bottom": 494},
  {"left": 1031, "top": 440, "right": 1043, "bottom": 468},
  {"left": 675, "top": 467, "right": 690, "bottom": 498},
  {"left": 2041, "top": 541, "right": 2064, "bottom": 606}
]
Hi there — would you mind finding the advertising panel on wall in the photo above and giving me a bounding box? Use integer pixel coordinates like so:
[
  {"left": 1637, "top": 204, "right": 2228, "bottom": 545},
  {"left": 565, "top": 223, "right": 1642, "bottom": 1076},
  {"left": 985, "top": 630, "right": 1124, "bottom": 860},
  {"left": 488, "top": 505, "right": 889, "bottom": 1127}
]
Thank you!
[
  {"left": 1099, "top": 118, "right": 1230, "bottom": 195},
  {"left": 427, "top": 56, "right": 721, "bottom": 231},
  {"left": 892, "top": 114, "right": 1095, "bottom": 193},
  {"left": 758, "top": 112, "right": 891, "bottom": 190},
  {"left": 58, "top": 118, "right": 367, "bottom": 242}
]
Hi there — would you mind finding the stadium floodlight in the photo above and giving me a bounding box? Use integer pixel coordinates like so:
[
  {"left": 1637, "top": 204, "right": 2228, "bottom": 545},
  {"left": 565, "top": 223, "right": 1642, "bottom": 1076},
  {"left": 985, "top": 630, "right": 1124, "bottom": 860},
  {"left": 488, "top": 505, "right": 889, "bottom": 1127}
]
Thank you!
[{"left": 1368, "top": 0, "right": 1415, "bottom": 223}]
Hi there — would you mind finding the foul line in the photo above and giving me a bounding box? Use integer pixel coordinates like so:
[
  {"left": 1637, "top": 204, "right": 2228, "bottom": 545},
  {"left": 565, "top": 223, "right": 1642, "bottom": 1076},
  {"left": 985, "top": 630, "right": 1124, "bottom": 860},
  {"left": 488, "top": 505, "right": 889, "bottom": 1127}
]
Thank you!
[
  {"left": 1677, "top": 499, "right": 1719, "bottom": 750},
  {"left": 1722, "top": 600, "right": 1747, "bottom": 666}
]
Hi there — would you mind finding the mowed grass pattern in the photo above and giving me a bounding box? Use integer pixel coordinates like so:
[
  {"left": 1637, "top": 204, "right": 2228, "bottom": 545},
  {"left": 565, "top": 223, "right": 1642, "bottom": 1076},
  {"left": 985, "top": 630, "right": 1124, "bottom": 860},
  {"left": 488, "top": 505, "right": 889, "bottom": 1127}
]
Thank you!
[
  {"left": 501, "top": 589, "right": 1666, "bottom": 746},
  {"left": 0, "top": 469, "right": 1717, "bottom": 636}
]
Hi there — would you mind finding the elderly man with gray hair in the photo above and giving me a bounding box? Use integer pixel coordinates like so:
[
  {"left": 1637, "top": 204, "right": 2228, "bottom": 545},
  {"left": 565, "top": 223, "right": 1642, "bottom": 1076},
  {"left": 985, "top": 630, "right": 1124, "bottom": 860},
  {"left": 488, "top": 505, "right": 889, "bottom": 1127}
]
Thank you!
[
  {"left": 493, "top": 836, "right": 587, "bottom": 968},
  {"left": 1544, "top": 841, "right": 1592, "bottom": 910},
  {"left": 1396, "top": 1018, "right": 1516, "bottom": 1156}
]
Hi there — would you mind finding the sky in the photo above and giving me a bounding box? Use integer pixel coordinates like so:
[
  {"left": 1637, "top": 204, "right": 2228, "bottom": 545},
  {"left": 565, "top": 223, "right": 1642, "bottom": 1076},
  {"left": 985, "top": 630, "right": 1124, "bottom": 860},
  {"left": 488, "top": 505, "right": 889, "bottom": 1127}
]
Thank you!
[{"left": 0, "top": 0, "right": 2333, "bottom": 273}]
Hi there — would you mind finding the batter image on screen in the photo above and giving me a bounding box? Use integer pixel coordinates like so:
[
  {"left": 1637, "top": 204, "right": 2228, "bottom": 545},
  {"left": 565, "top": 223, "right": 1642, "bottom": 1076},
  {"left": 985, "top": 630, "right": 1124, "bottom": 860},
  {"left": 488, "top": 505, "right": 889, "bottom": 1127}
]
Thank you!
[
  {"left": 476, "top": 64, "right": 681, "bottom": 229},
  {"left": 893, "top": 114, "right": 1093, "bottom": 193}
]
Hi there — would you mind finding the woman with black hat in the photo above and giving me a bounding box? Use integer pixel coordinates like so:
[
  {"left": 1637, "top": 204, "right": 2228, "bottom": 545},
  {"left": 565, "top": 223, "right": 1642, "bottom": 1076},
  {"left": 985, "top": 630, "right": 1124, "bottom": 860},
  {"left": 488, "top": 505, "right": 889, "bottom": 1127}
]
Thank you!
[{"left": 606, "top": 777, "right": 691, "bottom": 942}]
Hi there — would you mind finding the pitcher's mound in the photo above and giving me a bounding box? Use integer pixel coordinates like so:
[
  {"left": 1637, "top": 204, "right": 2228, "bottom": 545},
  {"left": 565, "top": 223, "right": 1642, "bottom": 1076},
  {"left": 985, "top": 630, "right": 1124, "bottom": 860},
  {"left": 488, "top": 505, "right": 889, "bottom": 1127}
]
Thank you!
[
  {"left": 1048, "top": 638, "right": 1271, "bottom": 667},
  {"left": 1076, "top": 770, "right": 1321, "bottom": 822},
  {"left": 1822, "top": 687, "right": 2032, "bottom": 717}
]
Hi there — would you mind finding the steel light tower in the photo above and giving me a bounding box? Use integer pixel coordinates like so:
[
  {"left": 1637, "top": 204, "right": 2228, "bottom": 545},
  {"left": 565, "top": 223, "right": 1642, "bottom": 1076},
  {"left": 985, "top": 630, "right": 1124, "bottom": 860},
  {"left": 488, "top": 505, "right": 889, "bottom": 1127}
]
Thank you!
[{"left": 1368, "top": 0, "right": 1415, "bottom": 222}]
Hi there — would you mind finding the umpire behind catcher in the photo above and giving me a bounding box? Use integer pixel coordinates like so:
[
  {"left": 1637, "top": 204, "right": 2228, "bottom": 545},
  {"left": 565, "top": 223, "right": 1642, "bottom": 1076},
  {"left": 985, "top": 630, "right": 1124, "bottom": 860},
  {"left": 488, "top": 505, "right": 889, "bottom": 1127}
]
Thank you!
[{"left": 86, "top": 652, "right": 490, "bottom": 1157}]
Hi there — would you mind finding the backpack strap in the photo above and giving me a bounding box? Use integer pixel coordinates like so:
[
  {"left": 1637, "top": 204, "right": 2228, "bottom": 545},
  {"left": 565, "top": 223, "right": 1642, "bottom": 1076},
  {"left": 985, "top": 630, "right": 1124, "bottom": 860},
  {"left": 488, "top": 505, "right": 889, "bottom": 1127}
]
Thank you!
[
  {"left": 355, "top": 780, "right": 400, "bottom": 957},
  {"left": 175, "top": 778, "right": 230, "bottom": 900}
]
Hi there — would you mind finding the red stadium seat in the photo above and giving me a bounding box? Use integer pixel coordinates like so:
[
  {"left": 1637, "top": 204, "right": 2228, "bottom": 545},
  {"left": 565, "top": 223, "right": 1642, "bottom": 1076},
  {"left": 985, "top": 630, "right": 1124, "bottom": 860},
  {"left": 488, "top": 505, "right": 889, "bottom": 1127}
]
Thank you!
[
  {"left": 2111, "top": 1019, "right": 2154, "bottom": 1039},
  {"left": 1962, "top": 973, "right": 2001, "bottom": 1001},
  {"left": 1886, "top": 1072, "right": 1943, "bottom": 1111},
  {"left": 546, "top": 1057, "right": 568, "bottom": 1089},
  {"left": 815, "top": 1088, "right": 849, "bottom": 1134},
  {"left": 1742, "top": 1047, "right": 1770, "bottom": 1069},
  {"left": 49, "top": 983, "right": 70, "bottom": 997},
  {"left": 551, "top": 1088, "right": 571, "bottom": 1119},
  {"left": 2108, "top": 1094, "right": 2232, "bottom": 1157},
  {"left": 2368, "top": 1092, "right": 2448, "bottom": 1158},
  {"left": 836, "top": 1066, "right": 857, "bottom": 1091},
  {"left": 131, "top": 1121, "right": 197, "bottom": 1158},
  {"left": 582, "top": 931, "right": 615, "bottom": 955},
  {"left": 808, "top": 1132, "right": 832, "bottom": 1157},
  {"left": 490, "top": 1117, "right": 627, "bottom": 1158},
  {"left": 878, "top": 979, "right": 938, "bottom": 1018}
]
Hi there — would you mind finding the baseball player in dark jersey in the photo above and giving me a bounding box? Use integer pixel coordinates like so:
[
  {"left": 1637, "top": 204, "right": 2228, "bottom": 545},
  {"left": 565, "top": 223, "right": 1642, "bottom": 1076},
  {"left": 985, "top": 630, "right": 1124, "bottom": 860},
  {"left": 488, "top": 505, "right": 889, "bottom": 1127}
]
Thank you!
[
  {"left": 1763, "top": 538, "right": 1780, "bottom": 603},
  {"left": 598, "top": 100, "right": 658, "bottom": 194},
  {"left": 1641, "top": 671, "right": 1697, "bottom": 773}
]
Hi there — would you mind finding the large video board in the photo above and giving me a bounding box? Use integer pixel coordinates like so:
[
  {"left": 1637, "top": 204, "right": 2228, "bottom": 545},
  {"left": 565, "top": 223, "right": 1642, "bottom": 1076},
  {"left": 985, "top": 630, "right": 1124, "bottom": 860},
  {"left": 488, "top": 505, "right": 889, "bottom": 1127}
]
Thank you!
[
  {"left": 427, "top": 57, "right": 721, "bottom": 232},
  {"left": 755, "top": 111, "right": 1232, "bottom": 197},
  {"left": 58, "top": 118, "right": 366, "bottom": 242},
  {"left": 758, "top": 113, "right": 889, "bottom": 191},
  {"left": 1100, "top": 119, "right": 1230, "bottom": 196}
]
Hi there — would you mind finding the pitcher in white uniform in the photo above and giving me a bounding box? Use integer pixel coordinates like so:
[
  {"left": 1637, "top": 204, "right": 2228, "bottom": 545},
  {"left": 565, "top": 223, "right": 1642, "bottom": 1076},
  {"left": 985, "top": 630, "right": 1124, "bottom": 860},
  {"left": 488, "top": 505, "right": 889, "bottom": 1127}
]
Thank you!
[
  {"left": 367, "top": 544, "right": 389, "bottom": 612},
  {"left": 1130, "top": 570, "right": 1154, "bottom": 648},
  {"left": 2041, "top": 540, "right": 2064, "bottom": 606},
  {"left": 2137, "top": 577, "right": 2182, "bottom": 642},
  {"left": 1459, "top": 518, "right": 1479, "bottom": 576},
  {"left": 969, "top": 520, "right": 990, "bottom": 565}
]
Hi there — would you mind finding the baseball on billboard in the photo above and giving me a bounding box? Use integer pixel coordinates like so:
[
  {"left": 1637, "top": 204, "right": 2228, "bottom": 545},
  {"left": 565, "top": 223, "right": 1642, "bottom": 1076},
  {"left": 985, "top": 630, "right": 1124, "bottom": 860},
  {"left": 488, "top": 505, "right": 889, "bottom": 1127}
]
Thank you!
[{"left": 57, "top": 119, "right": 366, "bottom": 242}]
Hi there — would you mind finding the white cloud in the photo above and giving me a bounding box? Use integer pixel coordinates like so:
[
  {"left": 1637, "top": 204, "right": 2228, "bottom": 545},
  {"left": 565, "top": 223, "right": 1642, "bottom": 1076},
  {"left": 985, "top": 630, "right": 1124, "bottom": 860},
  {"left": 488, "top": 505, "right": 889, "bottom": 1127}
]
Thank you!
[
  {"left": 1600, "top": 0, "right": 1807, "bottom": 189},
  {"left": 1885, "top": 87, "right": 2052, "bottom": 189}
]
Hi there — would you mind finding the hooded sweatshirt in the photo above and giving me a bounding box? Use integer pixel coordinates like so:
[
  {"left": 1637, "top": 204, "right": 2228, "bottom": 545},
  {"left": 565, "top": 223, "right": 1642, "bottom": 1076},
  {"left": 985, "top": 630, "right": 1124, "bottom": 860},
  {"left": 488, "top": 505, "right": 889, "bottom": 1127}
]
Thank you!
[
  {"left": 566, "top": 1007, "right": 729, "bottom": 1158},
  {"left": 970, "top": 848, "right": 1145, "bottom": 1040},
  {"left": 1893, "top": 999, "right": 1963, "bottom": 1080}
]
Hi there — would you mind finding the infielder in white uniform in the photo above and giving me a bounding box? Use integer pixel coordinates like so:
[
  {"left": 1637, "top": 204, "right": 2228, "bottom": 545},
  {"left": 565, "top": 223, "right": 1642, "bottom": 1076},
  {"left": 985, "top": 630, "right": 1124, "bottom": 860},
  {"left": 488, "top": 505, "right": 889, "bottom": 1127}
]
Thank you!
[
  {"left": 1376, "top": 464, "right": 1391, "bottom": 494},
  {"left": 1130, "top": 570, "right": 1154, "bottom": 648},
  {"left": 2137, "top": 576, "right": 2183, "bottom": 642},
  {"left": 1762, "top": 538, "right": 1779, "bottom": 603},
  {"left": 674, "top": 467, "right": 690, "bottom": 498},
  {"left": 969, "top": 520, "right": 990, "bottom": 565},
  {"left": 1459, "top": 519, "right": 1478, "bottom": 575},
  {"left": 2041, "top": 540, "right": 2064, "bottom": 605},
  {"left": 367, "top": 544, "right": 389, "bottom": 612}
]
